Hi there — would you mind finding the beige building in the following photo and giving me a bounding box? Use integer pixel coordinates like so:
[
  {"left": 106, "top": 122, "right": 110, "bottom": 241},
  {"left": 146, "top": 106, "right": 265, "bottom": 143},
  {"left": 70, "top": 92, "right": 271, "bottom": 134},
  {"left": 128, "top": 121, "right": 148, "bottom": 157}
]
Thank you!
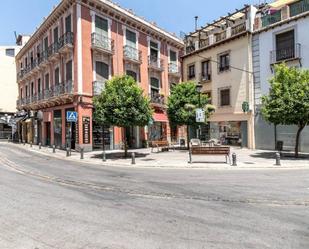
[{"left": 182, "top": 5, "right": 258, "bottom": 148}]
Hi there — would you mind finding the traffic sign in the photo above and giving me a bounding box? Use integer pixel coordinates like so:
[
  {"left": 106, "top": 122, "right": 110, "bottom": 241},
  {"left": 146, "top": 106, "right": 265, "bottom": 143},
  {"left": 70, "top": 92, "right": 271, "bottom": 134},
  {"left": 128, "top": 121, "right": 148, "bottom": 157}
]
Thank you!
[
  {"left": 66, "top": 111, "right": 78, "bottom": 122},
  {"left": 196, "top": 108, "right": 205, "bottom": 123}
]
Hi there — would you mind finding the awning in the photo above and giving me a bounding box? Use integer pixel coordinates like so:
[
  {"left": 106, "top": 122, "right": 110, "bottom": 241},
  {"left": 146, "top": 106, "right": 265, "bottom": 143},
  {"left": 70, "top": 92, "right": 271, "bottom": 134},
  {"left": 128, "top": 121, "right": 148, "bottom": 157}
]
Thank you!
[{"left": 153, "top": 112, "right": 168, "bottom": 122}]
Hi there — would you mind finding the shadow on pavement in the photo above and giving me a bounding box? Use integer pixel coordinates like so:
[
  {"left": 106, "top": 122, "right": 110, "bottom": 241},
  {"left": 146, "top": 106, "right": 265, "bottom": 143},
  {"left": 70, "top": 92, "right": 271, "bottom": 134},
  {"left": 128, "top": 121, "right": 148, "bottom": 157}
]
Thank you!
[
  {"left": 250, "top": 151, "right": 309, "bottom": 160},
  {"left": 91, "top": 152, "right": 149, "bottom": 160}
]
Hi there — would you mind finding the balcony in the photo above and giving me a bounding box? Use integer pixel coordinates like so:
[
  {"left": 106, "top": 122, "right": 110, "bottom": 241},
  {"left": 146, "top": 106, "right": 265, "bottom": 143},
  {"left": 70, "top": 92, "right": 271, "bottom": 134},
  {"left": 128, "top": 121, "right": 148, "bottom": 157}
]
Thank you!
[
  {"left": 262, "top": 10, "right": 282, "bottom": 27},
  {"left": 148, "top": 55, "right": 164, "bottom": 71},
  {"left": 123, "top": 45, "right": 142, "bottom": 64},
  {"left": 231, "top": 22, "right": 247, "bottom": 36},
  {"left": 168, "top": 62, "right": 180, "bottom": 77},
  {"left": 215, "top": 30, "right": 227, "bottom": 42},
  {"left": 149, "top": 93, "right": 165, "bottom": 107},
  {"left": 91, "top": 33, "right": 114, "bottom": 55},
  {"left": 270, "top": 43, "right": 301, "bottom": 64},
  {"left": 58, "top": 32, "right": 74, "bottom": 53},
  {"left": 290, "top": 0, "right": 309, "bottom": 17},
  {"left": 199, "top": 39, "right": 209, "bottom": 49},
  {"left": 48, "top": 42, "right": 60, "bottom": 61},
  {"left": 93, "top": 80, "right": 106, "bottom": 96},
  {"left": 200, "top": 72, "right": 211, "bottom": 82}
]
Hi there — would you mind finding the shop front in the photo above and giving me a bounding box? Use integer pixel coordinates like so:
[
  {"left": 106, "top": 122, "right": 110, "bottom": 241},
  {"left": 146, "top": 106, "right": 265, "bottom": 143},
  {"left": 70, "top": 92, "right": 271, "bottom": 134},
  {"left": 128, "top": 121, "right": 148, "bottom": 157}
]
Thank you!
[
  {"left": 149, "top": 111, "right": 168, "bottom": 141},
  {"left": 209, "top": 121, "right": 248, "bottom": 147},
  {"left": 92, "top": 122, "right": 114, "bottom": 150}
]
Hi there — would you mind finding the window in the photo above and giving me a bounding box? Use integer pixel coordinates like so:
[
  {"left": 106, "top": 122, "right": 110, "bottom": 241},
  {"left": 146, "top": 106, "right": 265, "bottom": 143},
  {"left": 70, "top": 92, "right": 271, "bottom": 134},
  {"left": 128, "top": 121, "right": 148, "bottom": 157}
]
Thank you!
[
  {"left": 219, "top": 53, "right": 230, "bottom": 72},
  {"left": 201, "top": 60, "right": 211, "bottom": 81},
  {"left": 150, "top": 77, "right": 160, "bottom": 96},
  {"left": 45, "top": 74, "right": 50, "bottom": 90},
  {"left": 25, "top": 85, "right": 29, "bottom": 97},
  {"left": 95, "top": 15, "right": 108, "bottom": 36},
  {"left": 170, "top": 50, "right": 177, "bottom": 63},
  {"left": 54, "top": 68, "right": 60, "bottom": 85},
  {"left": 53, "top": 27, "right": 59, "bottom": 43},
  {"left": 44, "top": 37, "right": 49, "bottom": 51},
  {"left": 5, "top": 48, "right": 15, "bottom": 57},
  {"left": 220, "top": 88, "right": 230, "bottom": 106},
  {"left": 38, "top": 78, "right": 41, "bottom": 93},
  {"left": 95, "top": 61, "right": 109, "bottom": 82},
  {"left": 275, "top": 30, "right": 295, "bottom": 61},
  {"left": 205, "top": 91, "right": 212, "bottom": 104},
  {"left": 126, "top": 29, "right": 137, "bottom": 48},
  {"left": 126, "top": 70, "right": 137, "bottom": 82},
  {"left": 20, "top": 88, "right": 23, "bottom": 98},
  {"left": 188, "top": 64, "right": 195, "bottom": 79},
  {"left": 31, "top": 82, "right": 34, "bottom": 96},
  {"left": 66, "top": 60, "right": 72, "bottom": 81},
  {"left": 65, "top": 15, "right": 72, "bottom": 33},
  {"left": 150, "top": 41, "right": 159, "bottom": 62}
]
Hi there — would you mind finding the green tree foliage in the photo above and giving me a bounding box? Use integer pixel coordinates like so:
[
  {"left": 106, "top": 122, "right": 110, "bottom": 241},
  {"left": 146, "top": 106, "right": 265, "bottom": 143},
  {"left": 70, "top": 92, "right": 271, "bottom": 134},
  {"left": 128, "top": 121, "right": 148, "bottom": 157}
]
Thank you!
[
  {"left": 94, "top": 75, "right": 153, "bottom": 157},
  {"left": 167, "top": 82, "right": 215, "bottom": 148},
  {"left": 262, "top": 64, "right": 309, "bottom": 157}
]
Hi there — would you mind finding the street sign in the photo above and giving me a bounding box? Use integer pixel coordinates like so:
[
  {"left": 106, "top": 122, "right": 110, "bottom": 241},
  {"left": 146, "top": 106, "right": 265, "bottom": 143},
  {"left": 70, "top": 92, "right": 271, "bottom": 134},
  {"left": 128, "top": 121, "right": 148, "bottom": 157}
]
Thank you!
[
  {"left": 196, "top": 108, "right": 205, "bottom": 123},
  {"left": 66, "top": 111, "right": 78, "bottom": 122}
]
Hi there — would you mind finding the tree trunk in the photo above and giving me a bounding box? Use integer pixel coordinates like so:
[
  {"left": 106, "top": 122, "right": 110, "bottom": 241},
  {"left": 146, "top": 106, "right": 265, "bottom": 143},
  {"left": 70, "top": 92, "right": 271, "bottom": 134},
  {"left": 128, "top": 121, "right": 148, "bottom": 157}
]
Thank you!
[
  {"left": 187, "top": 125, "right": 190, "bottom": 150},
  {"left": 123, "top": 127, "right": 128, "bottom": 158},
  {"left": 295, "top": 125, "right": 305, "bottom": 158}
]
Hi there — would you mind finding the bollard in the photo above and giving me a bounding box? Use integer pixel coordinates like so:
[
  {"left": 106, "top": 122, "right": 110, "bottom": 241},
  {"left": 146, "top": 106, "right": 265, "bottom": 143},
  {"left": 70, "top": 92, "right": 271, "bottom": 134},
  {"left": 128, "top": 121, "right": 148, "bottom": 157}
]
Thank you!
[
  {"left": 275, "top": 152, "right": 281, "bottom": 166},
  {"left": 52, "top": 145, "right": 56, "bottom": 153},
  {"left": 66, "top": 147, "right": 70, "bottom": 157},
  {"left": 39, "top": 143, "right": 42, "bottom": 149},
  {"left": 7, "top": 137, "right": 10, "bottom": 143},
  {"left": 23, "top": 141, "right": 25, "bottom": 146},
  {"left": 102, "top": 151, "right": 106, "bottom": 162},
  {"left": 232, "top": 153, "right": 237, "bottom": 166},
  {"left": 131, "top": 152, "right": 136, "bottom": 165},
  {"left": 80, "top": 148, "right": 84, "bottom": 160},
  {"left": 19, "top": 139, "right": 21, "bottom": 144},
  {"left": 30, "top": 142, "right": 33, "bottom": 148}
]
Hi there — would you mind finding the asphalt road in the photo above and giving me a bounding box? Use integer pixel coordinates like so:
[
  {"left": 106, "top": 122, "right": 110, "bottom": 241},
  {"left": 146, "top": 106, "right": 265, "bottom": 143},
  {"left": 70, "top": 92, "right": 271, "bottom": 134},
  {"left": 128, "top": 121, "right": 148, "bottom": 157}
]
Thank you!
[{"left": 0, "top": 142, "right": 309, "bottom": 249}]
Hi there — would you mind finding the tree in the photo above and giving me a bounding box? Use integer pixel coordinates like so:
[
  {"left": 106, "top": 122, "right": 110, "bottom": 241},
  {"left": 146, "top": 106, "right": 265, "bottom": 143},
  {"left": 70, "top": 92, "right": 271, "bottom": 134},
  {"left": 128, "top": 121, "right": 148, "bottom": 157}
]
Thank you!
[
  {"left": 261, "top": 64, "right": 309, "bottom": 157},
  {"left": 93, "top": 75, "right": 153, "bottom": 157},
  {"left": 167, "top": 82, "right": 215, "bottom": 149}
]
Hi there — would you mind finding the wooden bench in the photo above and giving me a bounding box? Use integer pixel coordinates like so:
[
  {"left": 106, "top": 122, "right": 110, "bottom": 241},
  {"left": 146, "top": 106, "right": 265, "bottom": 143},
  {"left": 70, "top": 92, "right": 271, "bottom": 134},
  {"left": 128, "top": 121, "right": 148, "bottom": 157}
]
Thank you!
[
  {"left": 150, "top": 140, "right": 172, "bottom": 152},
  {"left": 189, "top": 146, "right": 231, "bottom": 164}
]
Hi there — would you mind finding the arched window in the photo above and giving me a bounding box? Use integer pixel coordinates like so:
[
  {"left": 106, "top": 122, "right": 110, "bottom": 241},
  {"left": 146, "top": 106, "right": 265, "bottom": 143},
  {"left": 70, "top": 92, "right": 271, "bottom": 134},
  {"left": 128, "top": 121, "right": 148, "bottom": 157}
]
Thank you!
[{"left": 126, "top": 70, "right": 137, "bottom": 82}]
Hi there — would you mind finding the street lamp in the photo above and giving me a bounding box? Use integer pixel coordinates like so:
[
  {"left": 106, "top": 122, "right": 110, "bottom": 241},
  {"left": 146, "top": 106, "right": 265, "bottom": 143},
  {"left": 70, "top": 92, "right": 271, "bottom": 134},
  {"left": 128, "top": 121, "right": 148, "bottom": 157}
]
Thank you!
[{"left": 196, "top": 83, "right": 203, "bottom": 139}]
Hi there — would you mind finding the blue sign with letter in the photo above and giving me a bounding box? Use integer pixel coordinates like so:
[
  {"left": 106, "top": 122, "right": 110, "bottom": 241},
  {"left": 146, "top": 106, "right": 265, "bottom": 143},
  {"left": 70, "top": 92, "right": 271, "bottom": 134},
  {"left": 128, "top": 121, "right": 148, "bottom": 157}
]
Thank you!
[{"left": 66, "top": 111, "right": 78, "bottom": 122}]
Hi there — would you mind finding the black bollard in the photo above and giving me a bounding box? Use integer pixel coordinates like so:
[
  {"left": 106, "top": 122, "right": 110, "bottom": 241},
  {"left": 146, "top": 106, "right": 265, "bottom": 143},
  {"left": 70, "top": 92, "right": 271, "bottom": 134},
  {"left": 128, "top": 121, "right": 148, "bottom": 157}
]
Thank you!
[
  {"left": 30, "top": 142, "right": 33, "bottom": 148},
  {"left": 102, "top": 151, "right": 106, "bottom": 162},
  {"left": 39, "top": 143, "right": 42, "bottom": 149},
  {"left": 52, "top": 145, "right": 56, "bottom": 153},
  {"left": 66, "top": 147, "right": 70, "bottom": 157},
  {"left": 131, "top": 152, "right": 136, "bottom": 165},
  {"left": 80, "top": 148, "right": 84, "bottom": 159},
  {"left": 23, "top": 141, "right": 25, "bottom": 146},
  {"left": 232, "top": 153, "right": 237, "bottom": 166},
  {"left": 275, "top": 152, "right": 281, "bottom": 166}
]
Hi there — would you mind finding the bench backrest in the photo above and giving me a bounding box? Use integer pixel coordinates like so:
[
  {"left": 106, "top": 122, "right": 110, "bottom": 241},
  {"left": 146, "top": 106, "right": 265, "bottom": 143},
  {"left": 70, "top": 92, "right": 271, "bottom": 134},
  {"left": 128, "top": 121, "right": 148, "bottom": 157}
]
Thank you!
[
  {"left": 191, "top": 146, "right": 230, "bottom": 155},
  {"left": 151, "top": 141, "right": 169, "bottom": 147}
]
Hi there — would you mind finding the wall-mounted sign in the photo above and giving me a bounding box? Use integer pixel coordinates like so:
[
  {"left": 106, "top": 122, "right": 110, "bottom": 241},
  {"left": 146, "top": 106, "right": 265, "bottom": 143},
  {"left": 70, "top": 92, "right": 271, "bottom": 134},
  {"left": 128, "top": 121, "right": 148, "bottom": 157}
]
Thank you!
[{"left": 83, "top": 117, "right": 90, "bottom": 144}]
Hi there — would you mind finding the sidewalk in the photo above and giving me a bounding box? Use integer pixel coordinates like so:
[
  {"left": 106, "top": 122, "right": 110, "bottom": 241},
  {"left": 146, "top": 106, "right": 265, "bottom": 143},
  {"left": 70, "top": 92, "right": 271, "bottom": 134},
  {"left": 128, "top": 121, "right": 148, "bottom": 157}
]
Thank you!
[{"left": 5, "top": 141, "right": 309, "bottom": 169}]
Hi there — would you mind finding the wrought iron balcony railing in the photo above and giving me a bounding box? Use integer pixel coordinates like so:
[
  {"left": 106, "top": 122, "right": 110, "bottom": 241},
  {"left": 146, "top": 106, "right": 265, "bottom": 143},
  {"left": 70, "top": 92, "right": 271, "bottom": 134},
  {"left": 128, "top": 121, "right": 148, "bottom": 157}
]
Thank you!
[
  {"left": 231, "top": 22, "right": 247, "bottom": 36},
  {"left": 123, "top": 45, "right": 142, "bottom": 63},
  {"left": 168, "top": 62, "right": 179, "bottom": 74},
  {"left": 149, "top": 93, "right": 165, "bottom": 105},
  {"left": 270, "top": 43, "right": 301, "bottom": 64},
  {"left": 58, "top": 32, "right": 74, "bottom": 50},
  {"left": 262, "top": 10, "right": 282, "bottom": 27},
  {"left": 91, "top": 33, "right": 114, "bottom": 53},
  {"left": 148, "top": 55, "right": 164, "bottom": 70},
  {"left": 290, "top": 0, "right": 309, "bottom": 17}
]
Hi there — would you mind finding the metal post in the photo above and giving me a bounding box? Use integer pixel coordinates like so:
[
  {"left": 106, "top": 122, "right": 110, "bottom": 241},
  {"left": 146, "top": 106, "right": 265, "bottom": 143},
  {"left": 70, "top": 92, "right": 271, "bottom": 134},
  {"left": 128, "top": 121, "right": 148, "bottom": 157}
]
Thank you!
[
  {"left": 102, "top": 151, "right": 106, "bottom": 162},
  {"left": 30, "top": 141, "right": 32, "bottom": 147},
  {"left": 232, "top": 153, "right": 237, "bottom": 166},
  {"left": 80, "top": 148, "right": 84, "bottom": 159},
  {"left": 7, "top": 137, "right": 10, "bottom": 143},
  {"left": 53, "top": 145, "right": 56, "bottom": 153},
  {"left": 66, "top": 147, "right": 70, "bottom": 157},
  {"left": 19, "top": 139, "right": 21, "bottom": 144},
  {"left": 23, "top": 141, "right": 25, "bottom": 146},
  {"left": 131, "top": 152, "right": 136, "bottom": 165},
  {"left": 39, "top": 143, "right": 42, "bottom": 149},
  {"left": 275, "top": 152, "right": 281, "bottom": 166}
]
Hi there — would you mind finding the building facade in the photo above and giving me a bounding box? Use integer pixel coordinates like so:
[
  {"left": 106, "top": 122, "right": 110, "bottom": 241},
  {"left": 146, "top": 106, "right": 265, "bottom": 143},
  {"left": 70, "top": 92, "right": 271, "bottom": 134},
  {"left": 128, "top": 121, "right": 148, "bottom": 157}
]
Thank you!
[
  {"left": 16, "top": 0, "right": 183, "bottom": 151},
  {"left": 253, "top": 0, "right": 309, "bottom": 152},
  {"left": 0, "top": 35, "right": 29, "bottom": 139},
  {"left": 182, "top": 5, "right": 258, "bottom": 148}
]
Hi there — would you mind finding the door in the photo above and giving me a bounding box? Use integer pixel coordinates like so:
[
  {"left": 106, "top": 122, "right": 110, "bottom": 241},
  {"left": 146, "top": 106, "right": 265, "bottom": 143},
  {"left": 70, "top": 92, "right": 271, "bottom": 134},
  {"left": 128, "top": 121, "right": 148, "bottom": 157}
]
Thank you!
[
  {"left": 96, "top": 61, "right": 109, "bottom": 82},
  {"left": 53, "top": 27, "right": 59, "bottom": 44},
  {"left": 45, "top": 122, "right": 51, "bottom": 146},
  {"left": 53, "top": 110, "right": 62, "bottom": 148},
  {"left": 65, "top": 15, "right": 72, "bottom": 33},
  {"left": 276, "top": 30, "right": 295, "bottom": 61}
]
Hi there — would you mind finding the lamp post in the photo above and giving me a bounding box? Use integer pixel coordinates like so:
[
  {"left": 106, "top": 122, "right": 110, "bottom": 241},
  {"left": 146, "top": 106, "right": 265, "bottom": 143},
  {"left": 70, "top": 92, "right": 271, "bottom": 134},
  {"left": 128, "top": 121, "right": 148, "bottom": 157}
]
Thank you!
[{"left": 196, "top": 83, "right": 203, "bottom": 139}]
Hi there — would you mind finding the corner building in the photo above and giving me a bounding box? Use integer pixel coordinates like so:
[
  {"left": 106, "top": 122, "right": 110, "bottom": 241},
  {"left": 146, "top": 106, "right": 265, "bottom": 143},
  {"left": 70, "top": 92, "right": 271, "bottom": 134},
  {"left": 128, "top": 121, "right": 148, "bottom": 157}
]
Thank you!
[{"left": 16, "top": 0, "right": 184, "bottom": 151}]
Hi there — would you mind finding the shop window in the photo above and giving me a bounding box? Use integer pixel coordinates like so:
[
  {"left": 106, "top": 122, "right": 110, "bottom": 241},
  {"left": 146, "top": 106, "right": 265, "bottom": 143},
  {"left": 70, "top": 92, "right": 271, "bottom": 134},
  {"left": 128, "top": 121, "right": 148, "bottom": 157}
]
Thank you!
[
  {"left": 220, "top": 88, "right": 230, "bottom": 106},
  {"left": 218, "top": 52, "right": 230, "bottom": 72}
]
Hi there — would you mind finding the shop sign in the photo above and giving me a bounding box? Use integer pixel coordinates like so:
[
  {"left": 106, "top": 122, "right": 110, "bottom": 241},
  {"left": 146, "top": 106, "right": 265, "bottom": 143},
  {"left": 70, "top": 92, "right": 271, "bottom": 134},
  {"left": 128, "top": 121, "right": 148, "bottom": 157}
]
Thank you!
[
  {"left": 82, "top": 117, "right": 90, "bottom": 144},
  {"left": 196, "top": 108, "right": 205, "bottom": 123}
]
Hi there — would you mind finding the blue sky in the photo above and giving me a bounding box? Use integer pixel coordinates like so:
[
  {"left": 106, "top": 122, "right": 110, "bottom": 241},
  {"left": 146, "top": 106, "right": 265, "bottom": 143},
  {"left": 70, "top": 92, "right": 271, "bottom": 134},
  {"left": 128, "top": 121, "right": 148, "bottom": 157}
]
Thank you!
[{"left": 0, "top": 0, "right": 258, "bottom": 45}]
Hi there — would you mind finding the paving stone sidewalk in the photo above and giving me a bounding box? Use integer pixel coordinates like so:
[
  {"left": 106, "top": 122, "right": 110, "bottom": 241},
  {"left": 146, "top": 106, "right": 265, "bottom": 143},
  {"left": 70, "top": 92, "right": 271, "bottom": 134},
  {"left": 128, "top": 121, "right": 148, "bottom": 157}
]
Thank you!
[{"left": 5, "top": 141, "right": 309, "bottom": 170}]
